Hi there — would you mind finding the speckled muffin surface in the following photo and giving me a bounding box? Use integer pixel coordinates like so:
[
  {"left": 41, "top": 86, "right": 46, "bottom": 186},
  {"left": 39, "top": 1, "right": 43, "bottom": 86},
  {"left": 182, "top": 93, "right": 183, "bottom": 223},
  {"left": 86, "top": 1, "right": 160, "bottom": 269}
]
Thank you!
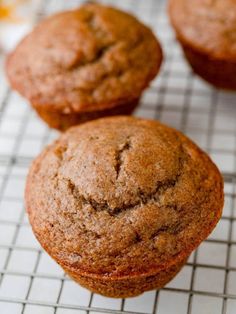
[
  {"left": 25, "top": 116, "right": 223, "bottom": 297},
  {"left": 6, "top": 3, "right": 162, "bottom": 130},
  {"left": 169, "top": 0, "right": 236, "bottom": 89}
]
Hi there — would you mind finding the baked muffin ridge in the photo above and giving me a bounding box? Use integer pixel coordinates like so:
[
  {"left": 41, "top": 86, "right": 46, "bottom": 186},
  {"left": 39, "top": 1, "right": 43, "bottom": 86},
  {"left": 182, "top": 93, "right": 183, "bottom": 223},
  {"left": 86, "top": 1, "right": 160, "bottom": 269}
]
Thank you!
[{"left": 26, "top": 116, "right": 223, "bottom": 279}]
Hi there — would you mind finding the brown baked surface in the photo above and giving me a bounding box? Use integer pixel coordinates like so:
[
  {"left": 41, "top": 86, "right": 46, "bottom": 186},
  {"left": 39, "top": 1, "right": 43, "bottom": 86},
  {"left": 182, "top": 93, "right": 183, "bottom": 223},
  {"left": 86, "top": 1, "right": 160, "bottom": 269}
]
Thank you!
[
  {"left": 6, "top": 3, "right": 162, "bottom": 114},
  {"left": 26, "top": 116, "right": 223, "bottom": 285},
  {"left": 168, "top": 0, "right": 236, "bottom": 61},
  {"left": 33, "top": 97, "right": 139, "bottom": 131}
]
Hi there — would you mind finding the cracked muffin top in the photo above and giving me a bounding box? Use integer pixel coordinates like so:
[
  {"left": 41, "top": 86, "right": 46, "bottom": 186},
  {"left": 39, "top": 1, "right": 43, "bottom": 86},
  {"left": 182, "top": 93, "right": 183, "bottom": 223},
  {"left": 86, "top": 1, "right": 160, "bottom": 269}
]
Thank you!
[
  {"left": 6, "top": 3, "right": 162, "bottom": 113},
  {"left": 169, "top": 0, "right": 236, "bottom": 61},
  {"left": 26, "top": 116, "right": 223, "bottom": 277}
]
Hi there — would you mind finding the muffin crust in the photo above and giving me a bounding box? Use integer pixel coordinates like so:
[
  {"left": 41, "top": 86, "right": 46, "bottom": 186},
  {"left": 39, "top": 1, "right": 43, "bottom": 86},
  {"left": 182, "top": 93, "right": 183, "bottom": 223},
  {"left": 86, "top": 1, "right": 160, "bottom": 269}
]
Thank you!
[
  {"left": 169, "top": 0, "right": 236, "bottom": 89},
  {"left": 26, "top": 116, "right": 224, "bottom": 296},
  {"left": 6, "top": 4, "right": 162, "bottom": 129}
]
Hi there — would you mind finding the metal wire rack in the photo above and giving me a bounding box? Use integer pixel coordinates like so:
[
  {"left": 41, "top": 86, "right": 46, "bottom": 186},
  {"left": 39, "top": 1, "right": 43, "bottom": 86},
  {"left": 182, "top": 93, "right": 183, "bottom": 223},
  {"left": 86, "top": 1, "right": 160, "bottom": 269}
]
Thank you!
[{"left": 0, "top": 0, "right": 236, "bottom": 313}]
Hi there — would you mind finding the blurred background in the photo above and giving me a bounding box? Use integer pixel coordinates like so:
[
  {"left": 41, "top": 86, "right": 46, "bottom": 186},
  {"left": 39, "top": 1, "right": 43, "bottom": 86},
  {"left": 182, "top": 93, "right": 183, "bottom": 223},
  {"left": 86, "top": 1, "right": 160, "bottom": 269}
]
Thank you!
[
  {"left": 0, "top": 0, "right": 41, "bottom": 52},
  {"left": 0, "top": 1, "right": 236, "bottom": 314}
]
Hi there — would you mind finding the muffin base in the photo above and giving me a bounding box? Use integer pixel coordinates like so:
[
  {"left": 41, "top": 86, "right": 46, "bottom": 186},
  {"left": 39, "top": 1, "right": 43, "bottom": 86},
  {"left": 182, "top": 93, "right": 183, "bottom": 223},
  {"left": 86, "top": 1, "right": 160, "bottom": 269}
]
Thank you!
[
  {"left": 62, "top": 257, "right": 188, "bottom": 298},
  {"left": 181, "top": 43, "right": 236, "bottom": 90},
  {"left": 33, "top": 99, "right": 140, "bottom": 131}
]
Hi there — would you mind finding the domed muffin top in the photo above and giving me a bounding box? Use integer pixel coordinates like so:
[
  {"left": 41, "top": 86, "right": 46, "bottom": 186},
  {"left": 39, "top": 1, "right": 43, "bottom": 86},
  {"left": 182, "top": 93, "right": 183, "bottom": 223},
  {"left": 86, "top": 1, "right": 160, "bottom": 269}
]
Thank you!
[
  {"left": 6, "top": 3, "right": 162, "bottom": 113},
  {"left": 26, "top": 116, "right": 223, "bottom": 277},
  {"left": 169, "top": 0, "right": 236, "bottom": 60}
]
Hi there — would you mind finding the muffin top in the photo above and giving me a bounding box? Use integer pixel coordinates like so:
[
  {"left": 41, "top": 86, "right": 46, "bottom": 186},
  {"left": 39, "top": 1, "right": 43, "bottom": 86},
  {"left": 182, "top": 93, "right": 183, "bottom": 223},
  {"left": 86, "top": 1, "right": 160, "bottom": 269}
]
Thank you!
[
  {"left": 26, "top": 116, "right": 223, "bottom": 278},
  {"left": 6, "top": 3, "right": 162, "bottom": 113},
  {"left": 169, "top": 0, "right": 236, "bottom": 61}
]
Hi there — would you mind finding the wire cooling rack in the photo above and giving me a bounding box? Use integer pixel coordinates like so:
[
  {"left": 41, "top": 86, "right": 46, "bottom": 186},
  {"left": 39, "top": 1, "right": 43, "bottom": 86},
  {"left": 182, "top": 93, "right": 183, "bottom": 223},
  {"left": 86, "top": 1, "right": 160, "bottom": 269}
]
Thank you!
[{"left": 0, "top": 0, "right": 236, "bottom": 313}]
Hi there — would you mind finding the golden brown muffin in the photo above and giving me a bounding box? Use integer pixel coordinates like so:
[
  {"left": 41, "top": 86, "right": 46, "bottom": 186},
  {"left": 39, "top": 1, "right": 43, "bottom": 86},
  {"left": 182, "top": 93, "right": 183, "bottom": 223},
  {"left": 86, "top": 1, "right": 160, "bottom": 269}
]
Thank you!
[
  {"left": 25, "top": 116, "right": 224, "bottom": 298},
  {"left": 168, "top": 0, "right": 236, "bottom": 89},
  {"left": 6, "top": 3, "right": 162, "bottom": 130}
]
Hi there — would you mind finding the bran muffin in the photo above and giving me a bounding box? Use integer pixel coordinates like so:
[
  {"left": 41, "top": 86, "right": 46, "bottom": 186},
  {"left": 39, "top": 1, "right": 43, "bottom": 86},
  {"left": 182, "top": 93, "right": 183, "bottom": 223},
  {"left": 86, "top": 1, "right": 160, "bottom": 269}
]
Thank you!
[
  {"left": 25, "top": 116, "right": 224, "bottom": 298},
  {"left": 168, "top": 0, "right": 236, "bottom": 89},
  {"left": 6, "top": 3, "right": 162, "bottom": 131}
]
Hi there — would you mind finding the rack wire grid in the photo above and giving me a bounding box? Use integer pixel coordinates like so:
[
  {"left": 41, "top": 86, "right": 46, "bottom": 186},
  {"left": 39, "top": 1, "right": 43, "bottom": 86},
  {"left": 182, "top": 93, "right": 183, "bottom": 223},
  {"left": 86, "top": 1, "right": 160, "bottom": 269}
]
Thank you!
[{"left": 0, "top": 0, "right": 236, "bottom": 313}]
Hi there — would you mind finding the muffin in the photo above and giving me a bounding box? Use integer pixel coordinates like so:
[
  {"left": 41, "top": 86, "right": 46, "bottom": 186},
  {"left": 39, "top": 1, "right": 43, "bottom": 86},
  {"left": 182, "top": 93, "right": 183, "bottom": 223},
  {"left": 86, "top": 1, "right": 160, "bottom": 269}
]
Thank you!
[
  {"left": 6, "top": 3, "right": 162, "bottom": 131},
  {"left": 168, "top": 0, "right": 236, "bottom": 89},
  {"left": 25, "top": 116, "right": 224, "bottom": 298}
]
